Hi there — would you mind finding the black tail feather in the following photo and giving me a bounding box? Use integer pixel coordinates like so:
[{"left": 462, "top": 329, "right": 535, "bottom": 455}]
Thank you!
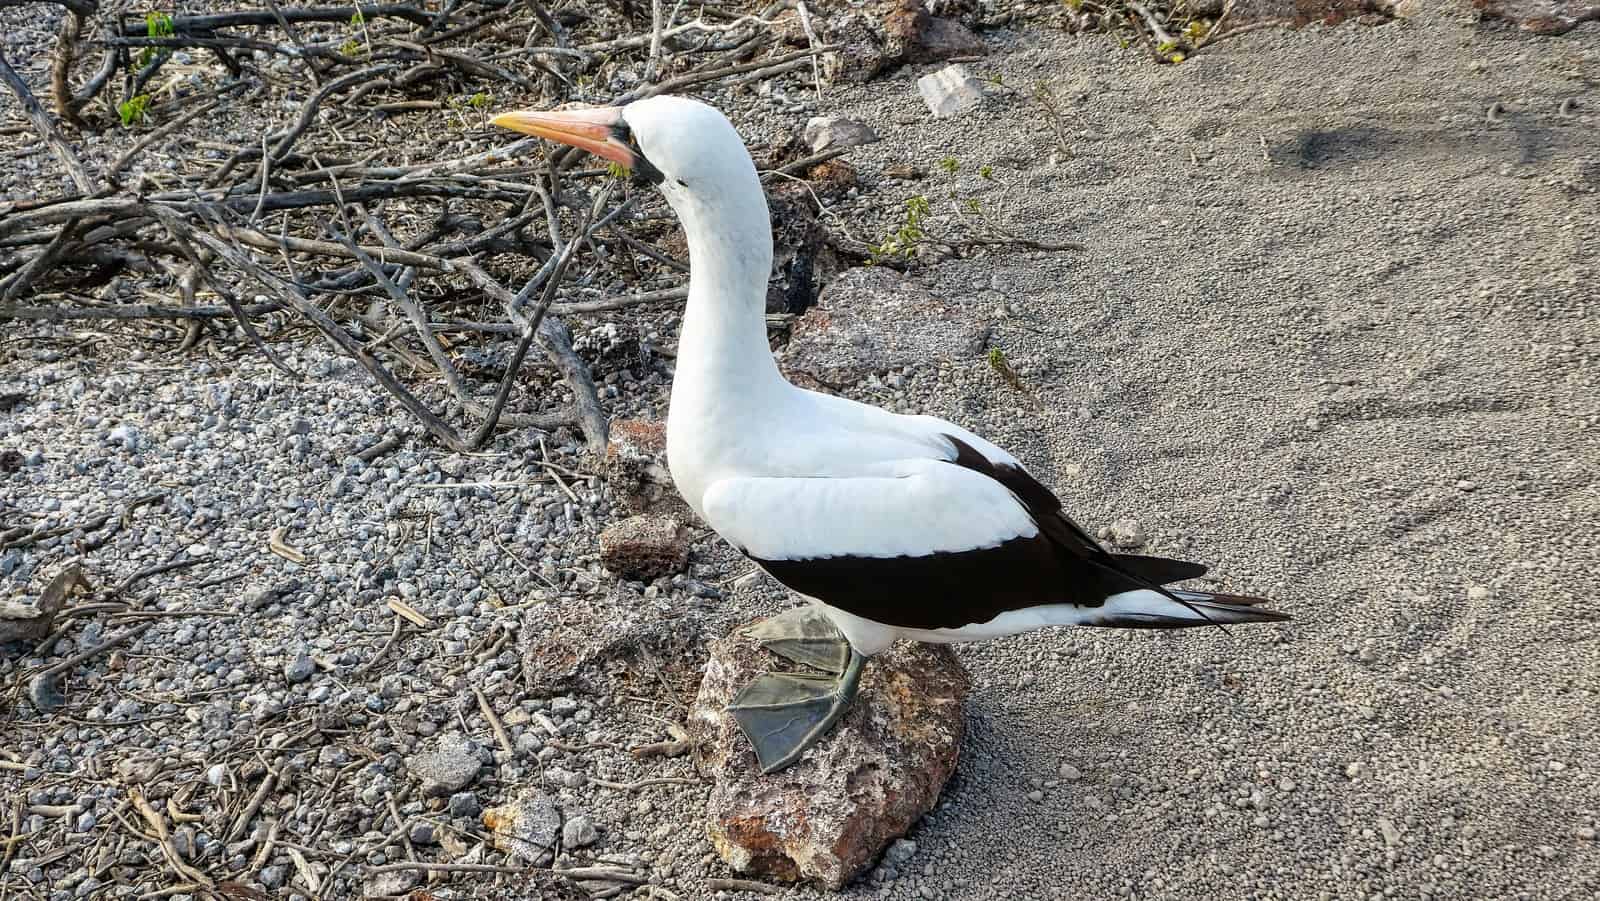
[
  {"left": 1111, "top": 553, "right": 1208, "bottom": 585},
  {"left": 1085, "top": 589, "right": 1290, "bottom": 630}
]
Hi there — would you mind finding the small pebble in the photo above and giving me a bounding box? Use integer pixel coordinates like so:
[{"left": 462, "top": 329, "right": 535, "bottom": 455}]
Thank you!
[
  {"left": 447, "top": 791, "right": 481, "bottom": 818},
  {"left": 283, "top": 653, "right": 315, "bottom": 684},
  {"left": 563, "top": 814, "right": 600, "bottom": 849},
  {"left": 259, "top": 865, "right": 286, "bottom": 889}
]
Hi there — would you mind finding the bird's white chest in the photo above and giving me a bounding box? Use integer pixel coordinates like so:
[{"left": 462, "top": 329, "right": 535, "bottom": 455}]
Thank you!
[{"left": 663, "top": 388, "right": 781, "bottom": 516}]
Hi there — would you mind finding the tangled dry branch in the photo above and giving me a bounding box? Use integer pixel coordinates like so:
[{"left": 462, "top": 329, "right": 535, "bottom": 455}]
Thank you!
[{"left": 1, "top": 0, "right": 838, "bottom": 453}]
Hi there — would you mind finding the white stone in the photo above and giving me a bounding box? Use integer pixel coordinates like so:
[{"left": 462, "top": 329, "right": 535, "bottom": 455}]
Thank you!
[{"left": 917, "top": 64, "right": 985, "bottom": 119}]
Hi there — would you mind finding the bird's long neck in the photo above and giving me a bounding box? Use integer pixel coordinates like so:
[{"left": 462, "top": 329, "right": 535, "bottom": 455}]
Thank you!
[{"left": 668, "top": 171, "right": 786, "bottom": 413}]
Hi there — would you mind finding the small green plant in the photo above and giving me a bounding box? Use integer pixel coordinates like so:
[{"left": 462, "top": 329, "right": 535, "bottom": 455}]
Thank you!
[
  {"left": 1032, "top": 81, "right": 1073, "bottom": 159},
  {"left": 978, "top": 164, "right": 994, "bottom": 180},
  {"left": 938, "top": 156, "right": 959, "bottom": 174},
  {"left": 987, "top": 347, "right": 1034, "bottom": 399},
  {"left": 118, "top": 93, "right": 152, "bottom": 127},
  {"left": 137, "top": 11, "right": 175, "bottom": 68},
  {"left": 605, "top": 160, "right": 632, "bottom": 181},
  {"left": 342, "top": 9, "right": 371, "bottom": 57},
  {"left": 869, "top": 195, "right": 930, "bottom": 263},
  {"left": 447, "top": 91, "right": 496, "bottom": 129},
  {"left": 963, "top": 197, "right": 982, "bottom": 215}
]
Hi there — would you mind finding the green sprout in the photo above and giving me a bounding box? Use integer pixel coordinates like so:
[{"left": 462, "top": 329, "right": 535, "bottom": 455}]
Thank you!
[
  {"left": 118, "top": 94, "right": 152, "bottom": 127},
  {"left": 869, "top": 195, "right": 931, "bottom": 264},
  {"left": 447, "top": 93, "right": 497, "bottom": 130},
  {"left": 605, "top": 160, "right": 632, "bottom": 181},
  {"left": 344, "top": 9, "right": 372, "bottom": 57},
  {"left": 978, "top": 164, "right": 994, "bottom": 180},
  {"left": 987, "top": 346, "right": 1033, "bottom": 398},
  {"left": 938, "top": 156, "right": 959, "bottom": 174},
  {"left": 964, "top": 197, "right": 982, "bottom": 215},
  {"left": 137, "top": 11, "right": 175, "bottom": 68}
]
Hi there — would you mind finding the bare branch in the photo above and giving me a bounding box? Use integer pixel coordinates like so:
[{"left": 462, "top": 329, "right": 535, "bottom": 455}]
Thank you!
[{"left": 0, "top": 48, "right": 96, "bottom": 195}]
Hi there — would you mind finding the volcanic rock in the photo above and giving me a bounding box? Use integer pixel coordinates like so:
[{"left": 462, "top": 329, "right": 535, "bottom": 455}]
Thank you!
[
  {"left": 409, "top": 732, "right": 482, "bottom": 797},
  {"left": 598, "top": 515, "right": 689, "bottom": 581},
  {"left": 688, "top": 625, "right": 968, "bottom": 889},
  {"left": 482, "top": 788, "right": 561, "bottom": 865},
  {"left": 883, "top": 0, "right": 988, "bottom": 64},
  {"left": 601, "top": 419, "right": 683, "bottom": 516}
]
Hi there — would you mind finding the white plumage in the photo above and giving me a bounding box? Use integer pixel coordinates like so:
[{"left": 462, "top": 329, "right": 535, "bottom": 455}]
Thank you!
[{"left": 495, "top": 94, "right": 1286, "bottom": 664}]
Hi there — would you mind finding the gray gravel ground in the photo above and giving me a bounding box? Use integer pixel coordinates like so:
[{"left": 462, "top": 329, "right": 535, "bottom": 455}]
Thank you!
[{"left": 4, "top": 4, "right": 1599, "bottom": 901}]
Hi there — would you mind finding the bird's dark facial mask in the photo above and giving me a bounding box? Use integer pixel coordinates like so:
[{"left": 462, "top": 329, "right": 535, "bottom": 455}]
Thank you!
[{"left": 490, "top": 106, "right": 663, "bottom": 186}]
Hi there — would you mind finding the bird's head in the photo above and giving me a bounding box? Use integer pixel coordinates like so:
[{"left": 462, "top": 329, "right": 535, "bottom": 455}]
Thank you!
[{"left": 490, "top": 95, "right": 752, "bottom": 203}]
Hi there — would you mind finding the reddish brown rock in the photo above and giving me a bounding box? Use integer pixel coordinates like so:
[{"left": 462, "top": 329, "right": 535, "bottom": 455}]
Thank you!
[
  {"left": 1199, "top": 0, "right": 1394, "bottom": 26},
  {"left": 598, "top": 515, "right": 689, "bottom": 581},
  {"left": 689, "top": 628, "right": 968, "bottom": 890},
  {"left": 806, "top": 158, "right": 859, "bottom": 195},
  {"left": 1473, "top": 0, "right": 1598, "bottom": 34},
  {"left": 883, "top": 0, "right": 988, "bottom": 64},
  {"left": 818, "top": 3, "right": 987, "bottom": 84}
]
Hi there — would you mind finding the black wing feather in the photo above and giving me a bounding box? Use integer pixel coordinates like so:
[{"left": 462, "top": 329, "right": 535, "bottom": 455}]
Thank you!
[{"left": 750, "top": 435, "right": 1222, "bottom": 631}]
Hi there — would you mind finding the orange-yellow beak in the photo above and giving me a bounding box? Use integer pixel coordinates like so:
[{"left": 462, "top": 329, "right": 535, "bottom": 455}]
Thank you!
[{"left": 490, "top": 106, "right": 634, "bottom": 167}]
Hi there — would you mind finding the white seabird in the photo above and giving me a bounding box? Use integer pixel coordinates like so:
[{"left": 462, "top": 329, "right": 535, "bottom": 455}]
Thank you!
[{"left": 492, "top": 96, "right": 1288, "bottom": 773}]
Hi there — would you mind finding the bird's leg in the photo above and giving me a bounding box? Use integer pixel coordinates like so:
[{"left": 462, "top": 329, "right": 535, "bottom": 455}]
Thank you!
[
  {"left": 739, "top": 603, "right": 852, "bottom": 674},
  {"left": 727, "top": 648, "right": 866, "bottom": 774}
]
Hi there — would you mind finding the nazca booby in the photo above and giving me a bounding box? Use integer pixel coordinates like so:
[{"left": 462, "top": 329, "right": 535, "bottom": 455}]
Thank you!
[{"left": 492, "top": 97, "right": 1288, "bottom": 773}]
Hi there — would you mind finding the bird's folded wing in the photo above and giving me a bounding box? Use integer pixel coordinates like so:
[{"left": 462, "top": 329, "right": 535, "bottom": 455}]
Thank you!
[
  {"left": 702, "top": 461, "right": 1095, "bottom": 630},
  {"left": 701, "top": 459, "right": 1038, "bottom": 562}
]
